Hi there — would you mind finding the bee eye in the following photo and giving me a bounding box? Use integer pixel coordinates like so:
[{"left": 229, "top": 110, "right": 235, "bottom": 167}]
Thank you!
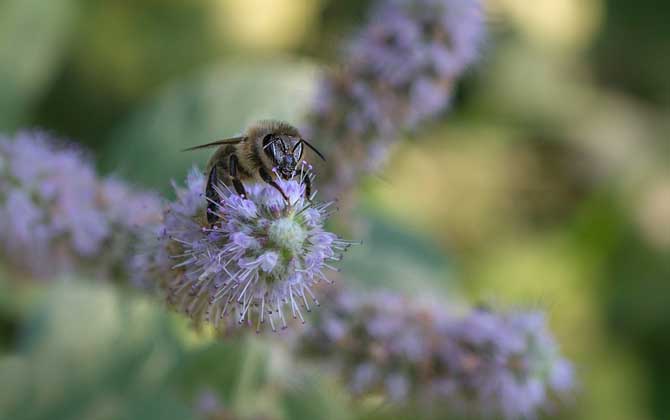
[{"left": 263, "top": 134, "right": 281, "bottom": 163}]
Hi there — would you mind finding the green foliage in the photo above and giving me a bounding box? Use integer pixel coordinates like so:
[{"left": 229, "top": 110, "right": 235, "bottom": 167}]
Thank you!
[
  {"left": 0, "top": 283, "right": 193, "bottom": 420},
  {"left": 339, "top": 212, "right": 457, "bottom": 299},
  {"left": 0, "top": 0, "right": 77, "bottom": 130},
  {"left": 593, "top": 0, "right": 670, "bottom": 106},
  {"left": 0, "top": 281, "right": 361, "bottom": 420},
  {"left": 31, "top": 0, "right": 227, "bottom": 150},
  {"left": 279, "top": 374, "right": 351, "bottom": 420},
  {"left": 102, "top": 58, "right": 317, "bottom": 192}
]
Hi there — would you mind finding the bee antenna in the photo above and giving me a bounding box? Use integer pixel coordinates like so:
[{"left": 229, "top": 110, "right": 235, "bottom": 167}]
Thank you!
[
  {"left": 296, "top": 139, "right": 326, "bottom": 161},
  {"left": 181, "top": 136, "right": 244, "bottom": 152}
]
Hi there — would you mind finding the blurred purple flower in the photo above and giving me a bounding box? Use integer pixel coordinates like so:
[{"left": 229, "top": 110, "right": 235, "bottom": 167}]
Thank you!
[
  {"left": 296, "top": 289, "right": 574, "bottom": 419},
  {"left": 0, "top": 131, "right": 162, "bottom": 279},
  {"left": 305, "top": 0, "right": 485, "bottom": 197},
  {"left": 140, "top": 167, "right": 355, "bottom": 332}
]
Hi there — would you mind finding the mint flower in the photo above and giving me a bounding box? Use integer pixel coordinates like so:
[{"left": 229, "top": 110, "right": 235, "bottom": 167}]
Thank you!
[
  {"left": 297, "top": 289, "right": 574, "bottom": 419},
  {"left": 0, "top": 131, "right": 161, "bottom": 279},
  {"left": 305, "top": 0, "right": 485, "bottom": 196},
  {"left": 143, "top": 167, "right": 354, "bottom": 332}
]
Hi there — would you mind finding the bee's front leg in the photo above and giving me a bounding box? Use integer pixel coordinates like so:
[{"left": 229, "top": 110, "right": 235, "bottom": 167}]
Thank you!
[
  {"left": 301, "top": 172, "right": 312, "bottom": 201},
  {"left": 229, "top": 155, "right": 247, "bottom": 198},
  {"left": 206, "top": 165, "right": 224, "bottom": 225},
  {"left": 259, "top": 167, "right": 288, "bottom": 202}
]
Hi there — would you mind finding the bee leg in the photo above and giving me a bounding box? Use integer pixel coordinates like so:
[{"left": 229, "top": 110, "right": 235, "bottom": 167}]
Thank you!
[
  {"left": 206, "top": 165, "right": 222, "bottom": 225},
  {"left": 259, "top": 167, "right": 288, "bottom": 202},
  {"left": 229, "top": 155, "right": 247, "bottom": 198},
  {"left": 301, "top": 172, "right": 312, "bottom": 200}
]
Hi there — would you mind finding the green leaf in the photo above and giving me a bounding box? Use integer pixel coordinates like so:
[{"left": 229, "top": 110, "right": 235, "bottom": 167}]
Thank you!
[
  {"left": 280, "top": 373, "right": 351, "bottom": 420},
  {"left": 0, "top": 281, "right": 193, "bottom": 420},
  {"left": 0, "top": 0, "right": 77, "bottom": 130},
  {"left": 339, "top": 212, "right": 458, "bottom": 299},
  {"left": 171, "top": 339, "right": 256, "bottom": 405}
]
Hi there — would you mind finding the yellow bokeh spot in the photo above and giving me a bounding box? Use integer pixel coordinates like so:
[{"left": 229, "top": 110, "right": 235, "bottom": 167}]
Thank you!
[
  {"left": 213, "top": 0, "right": 318, "bottom": 50},
  {"left": 489, "top": 0, "right": 603, "bottom": 51}
]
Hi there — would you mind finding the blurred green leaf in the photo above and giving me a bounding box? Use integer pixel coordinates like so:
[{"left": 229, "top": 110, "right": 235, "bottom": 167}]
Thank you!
[
  {"left": 0, "top": 254, "right": 357, "bottom": 420},
  {"left": 171, "top": 338, "right": 264, "bottom": 407},
  {"left": 103, "top": 58, "right": 317, "bottom": 192},
  {"left": 280, "top": 373, "right": 351, "bottom": 420},
  {"left": 593, "top": 0, "right": 670, "bottom": 106},
  {"left": 0, "top": 0, "right": 77, "bottom": 130},
  {"left": 339, "top": 211, "right": 458, "bottom": 299},
  {"left": 0, "top": 282, "right": 194, "bottom": 420},
  {"left": 31, "top": 0, "right": 226, "bottom": 151}
]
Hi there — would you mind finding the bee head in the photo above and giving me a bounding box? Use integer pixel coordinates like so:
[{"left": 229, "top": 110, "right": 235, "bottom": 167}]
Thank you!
[{"left": 263, "top": 134, "right": 304, "bottom": 179}]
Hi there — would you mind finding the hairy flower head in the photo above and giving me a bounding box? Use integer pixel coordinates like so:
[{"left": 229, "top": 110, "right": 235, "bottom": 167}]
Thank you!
[{"left": 145, "top": 167, "right": 355, "bottom": 332}]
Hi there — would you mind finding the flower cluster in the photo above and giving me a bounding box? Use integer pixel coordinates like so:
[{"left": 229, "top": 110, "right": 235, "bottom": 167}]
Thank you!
[
  {"left": 296, "top": 288, "right": 574, "bottom": 419},
  {"left": 0, "top": 131, "right": 162, "bottom": 279},
  {"left": 142, "top": 167, "right": 354, "bottom": 332},
  {"left": 305, "top": 0, "right": 485, "bottom": 196}
]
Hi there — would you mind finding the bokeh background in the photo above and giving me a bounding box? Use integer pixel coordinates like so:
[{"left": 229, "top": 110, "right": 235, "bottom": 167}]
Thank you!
[{"left": 1, "top": 0, "right": 669, "bottom": 419}]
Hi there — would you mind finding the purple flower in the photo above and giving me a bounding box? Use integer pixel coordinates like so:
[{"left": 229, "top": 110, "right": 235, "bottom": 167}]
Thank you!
[
  {"left": 296, "top": 289, "right": 574, "bottom": 419},
  {"left": 305, "top": 0, "right": 485, "bottom": 197},
  {"left": 141, "top": 167, "right": 355, "bottom": 332},
  {"left": 437, "top": 310, "right": 574, "bottom": 419},
  {"left": 0, "top": 131, "right": 162, "bottom": 280}
]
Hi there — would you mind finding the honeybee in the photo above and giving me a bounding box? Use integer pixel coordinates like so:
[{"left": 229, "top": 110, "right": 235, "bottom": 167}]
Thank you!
[{"left": 183, "top": 120, "right": 325, "bottom": 224}]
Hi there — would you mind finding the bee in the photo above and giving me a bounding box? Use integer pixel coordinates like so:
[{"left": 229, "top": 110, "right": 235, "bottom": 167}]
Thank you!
[{"left": 183, "top": 120, "right": 325, "bottom": 224}]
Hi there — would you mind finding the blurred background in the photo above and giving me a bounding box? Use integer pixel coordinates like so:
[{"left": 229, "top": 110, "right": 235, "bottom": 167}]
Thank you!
[{"left": 0, "top": 0, "right": 669, "bottom": 419}]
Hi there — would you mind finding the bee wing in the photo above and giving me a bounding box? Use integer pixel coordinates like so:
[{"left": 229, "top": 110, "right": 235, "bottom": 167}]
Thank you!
[{"left": 181, "top": 136, "right": 245, "bottom": 152}]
